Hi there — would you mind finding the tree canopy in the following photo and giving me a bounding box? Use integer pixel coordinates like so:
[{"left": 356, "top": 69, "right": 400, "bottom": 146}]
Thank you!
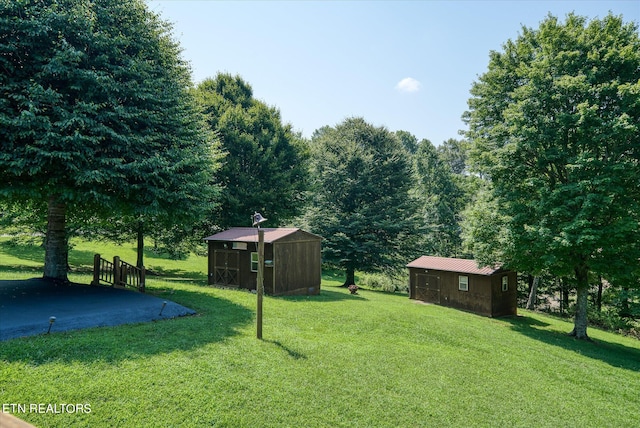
[
  {"left": 0, "top": 0, "right": 220, "bottom": 280},
  {"left": 412, "top": 139, "right": 466, "bottom": 257},
  {"left": 306, "top": 117, "right": 418, "bottom": 285},
  {"left": 194, "top": 73, "right": 309, "bottom": 229},
  {"left": 464, "top": 13, "right": 640, "bottom": 339}
]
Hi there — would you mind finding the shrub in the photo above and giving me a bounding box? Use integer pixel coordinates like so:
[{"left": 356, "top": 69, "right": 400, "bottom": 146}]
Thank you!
[
  {"left": 359, "top": 272, "right": 408, "bottom": 293},
  {"left": 587, "top": 306, "right": 635, "bottom": 332}
]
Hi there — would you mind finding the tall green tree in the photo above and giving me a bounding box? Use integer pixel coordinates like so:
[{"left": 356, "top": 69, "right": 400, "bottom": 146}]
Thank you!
[
  {"left": 306, "top": 117, "right": 418, "bottom": 285},
  {"left": 395, "top": 130, "right": 419, "bottom": 154},
  {"left": 0, "top": 0, "right": 219, "bottom": 280},
  {"left": 464, "top": 13, "right": 640, "bottom": 339},
  {"left": 437, "top": 138, "right": 468, "bottom": 175},
  {"left": 194, "top": 73, "right": 309, "bottom": 229},
  {"left": 413, "top": 138, "right": 465, "bottom": 257}
]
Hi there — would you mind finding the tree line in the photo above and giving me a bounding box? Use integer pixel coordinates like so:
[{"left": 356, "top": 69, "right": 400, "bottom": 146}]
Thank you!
[{"left": 1, "top": 1, "right": 638, "bottom": 339}]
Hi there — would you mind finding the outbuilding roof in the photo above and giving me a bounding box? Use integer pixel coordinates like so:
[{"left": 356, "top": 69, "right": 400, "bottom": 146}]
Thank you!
[
  {"left": 406, "top": 256, "right": 503, "bottom": 276},
  {"left": 204, "top": 228, "right": 320, "bottom": 244}
]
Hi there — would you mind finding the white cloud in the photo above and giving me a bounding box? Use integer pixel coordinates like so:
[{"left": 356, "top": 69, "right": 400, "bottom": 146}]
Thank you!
[{"left": 395, "top": 77, "right": 422, "bottom": 93}]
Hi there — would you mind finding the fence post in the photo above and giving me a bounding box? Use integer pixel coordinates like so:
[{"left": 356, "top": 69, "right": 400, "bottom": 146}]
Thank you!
[
  {"left": 91, "top": 254, "right": 101, "bottom": 286},
  {"left": 113, "top": 256, "right": 121, "bottom": 287}
]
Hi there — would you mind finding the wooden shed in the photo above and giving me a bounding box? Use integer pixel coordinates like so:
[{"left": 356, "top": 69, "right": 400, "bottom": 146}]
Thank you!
[
  {"left": 204, "top": 228, "right": 322, "bottom": 296},
  {"left": 407, "top": 256, "right": 517, "bottom": 317}
]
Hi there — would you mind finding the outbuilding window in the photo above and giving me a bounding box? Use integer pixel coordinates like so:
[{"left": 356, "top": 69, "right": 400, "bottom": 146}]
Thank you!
[
  {"left": 251, "top": 252, "right": 258, "bottom": 272},
  {"left": 458, "top": 275, "right": 469, "bottom": 291},
  {"left": 502, "top": 275, "right": 509, "bottom": 291}
]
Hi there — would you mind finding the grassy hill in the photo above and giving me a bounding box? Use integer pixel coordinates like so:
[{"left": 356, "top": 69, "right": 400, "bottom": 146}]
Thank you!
[{"left": 1, "top": 238, "right": 639, "bottom": 427}]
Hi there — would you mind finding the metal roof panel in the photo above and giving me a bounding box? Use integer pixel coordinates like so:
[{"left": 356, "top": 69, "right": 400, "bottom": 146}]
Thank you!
[
  {"left": 204, "top": 228, "right": 305, "bottom": 244},
  {"left": 406, "top": 256, "right": 503, "bottom": 276}
]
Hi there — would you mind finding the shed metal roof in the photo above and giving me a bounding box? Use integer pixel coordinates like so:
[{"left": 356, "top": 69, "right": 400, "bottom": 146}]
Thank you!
[
  {"left": 406, "top": 256, "right": 503, "bottom": 276},
  {"left": 204, "top": 228, "right": 320, "bottom": 244}
]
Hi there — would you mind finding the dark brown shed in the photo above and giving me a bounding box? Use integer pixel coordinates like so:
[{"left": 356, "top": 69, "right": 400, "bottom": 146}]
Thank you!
[
  {"left": 407, "top": 256, "right": 517, "bottom": 317},
  {"left": 204, "top": 228, "right": 322, "bottom": 296}
]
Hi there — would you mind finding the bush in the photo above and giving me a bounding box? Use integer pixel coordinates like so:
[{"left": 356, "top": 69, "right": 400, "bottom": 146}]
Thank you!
[
  {"left": 359, "top": 272, "right": 408, "bottom": 293},
  {"left": 587, "top": 306, "right": 635, "bottom": 332}
]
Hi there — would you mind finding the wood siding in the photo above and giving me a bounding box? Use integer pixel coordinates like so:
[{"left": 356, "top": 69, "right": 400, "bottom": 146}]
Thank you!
[
  {"left": 409, "top": 268, "right": 517, "bottom": 317},
  {"left": 272, "top": 239, "right": 321, "bottom": 295},
  {"left": 207, "top": 230, "right": 321, "bottom": 296}
]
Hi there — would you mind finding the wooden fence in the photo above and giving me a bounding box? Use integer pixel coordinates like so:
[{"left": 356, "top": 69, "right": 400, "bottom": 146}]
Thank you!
[{"left": 91, "top": 254, "right": 145, "bottom": 293}]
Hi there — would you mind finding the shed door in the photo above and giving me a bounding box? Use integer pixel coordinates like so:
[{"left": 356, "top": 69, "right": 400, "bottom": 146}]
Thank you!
[
  {"left": 213, "top": 250, "right": 240, "bottom": 287},
  {"left": 415, "top": 274, "right": 440, "bottom": 304}
]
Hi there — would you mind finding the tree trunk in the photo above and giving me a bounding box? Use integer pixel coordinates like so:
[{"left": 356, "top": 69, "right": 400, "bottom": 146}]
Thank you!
[
  {"left": 526, "top": 276, "right": 539, "bottom": 310},
  {"left": 43, "top": 196, "right": 69, "bottom": 282},
  {"left": 569, "top": 264, "right": 590, "bottom": 340},
  {"left": 342, "top": 265, "right": 356, "bottom": 287},
  {"left": 136, "top": 221, "right": 145, "bottom": 269}
]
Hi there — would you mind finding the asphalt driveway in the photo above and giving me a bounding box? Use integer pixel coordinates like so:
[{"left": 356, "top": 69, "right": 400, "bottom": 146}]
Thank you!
[{"left": 0, "top": 278, "right": 195, "bottom": 341}]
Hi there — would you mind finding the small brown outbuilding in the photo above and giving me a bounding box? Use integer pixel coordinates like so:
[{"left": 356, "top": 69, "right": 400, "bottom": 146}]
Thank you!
[
  {"left": 407, "top": 256, "right": 517, "bottom": 317},
  {"left": 204, "top": 228, "right": 322, "bottom": 296}
]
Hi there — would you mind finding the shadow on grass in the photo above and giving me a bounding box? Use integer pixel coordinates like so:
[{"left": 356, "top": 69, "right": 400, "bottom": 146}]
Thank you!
[
  {"left": 146, "top": 266, "right": 208, "bottom": 282},
  {"left": 0, "top": 265, "right": 43, "bottom": 276},
  {"left": 263, "top": 339, "right": 307, "bottom": 360},
  {"left": 0, "top": 239, "right": 204, "bottom": 275},
  {"left": 277, "top": 288, "right": 367, "bottom": 303},
  {"left": 0, "top": 284, "right": 253, "bottom": 366},
  {"left": 504, "top": 314, "right": 640, "bottom": 372},
  {"left": 0, "top": 240, "right": 45, "bottom": 265},
  {"left": 0, "top": 240, "right": 100, "bottom": 271}
]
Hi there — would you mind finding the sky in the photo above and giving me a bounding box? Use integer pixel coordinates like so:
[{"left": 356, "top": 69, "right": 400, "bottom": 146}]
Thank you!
[{"left": 147, "top": 1, "right": 639, "bottom": 146}]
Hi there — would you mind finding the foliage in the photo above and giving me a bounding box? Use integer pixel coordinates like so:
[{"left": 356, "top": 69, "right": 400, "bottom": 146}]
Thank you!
[
  {"left": 461, "top": 183, "right": 512, "bottom": 266},
  {"left": 194, "top": 73, "right": 310, "bottom": 229},
  {"left": 305, "top": 117, "right": 419, "bottom": 285},
  {"left": 464, "top": 13, "right": 640, "bottom": 338},
  {"left": 0, "top": 0, "right": 221, "bottom": 278},
  {"left": 587, "top": 306, "right": 639, "bottom": 335},
  {"left": 436, "top": 138, "right": 468, "bottom": 175},
  {"left": 358, "top": 271, "right": 409, "bottom": 293},
  {"left": 0, "top": 200, "right": 46, "bottom": 244},
  {"left": 394, "top": 130, "right": 419, "bottom": 154},
  {"left": 412, "top": 138, "right": 466, "bottom": 257}
]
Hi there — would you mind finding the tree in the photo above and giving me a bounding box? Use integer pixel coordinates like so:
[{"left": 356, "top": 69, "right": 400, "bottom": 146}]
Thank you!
[
  {"left": 413, "top": 138, "right": 465, "bottom": 257},
  {"left": 306, "top": 117, "right": 418, "bottom": 285},
  {"left": 395, "top": 130, "right": 419, "bottom": 154},
  {"left": 0, "top": 0, "right": 220, "bottom": 281},
  {"left": 460, "top": 183, "right": 512, "bottom": 265},
  {"left": 437, "top": 138, "right": 468, "bottom": 175},
  {"left": 194, "top": 73, "right": 309, "bottom": 229},
  {"left": 464, "top": 13, "right": 640, "bottom": 339}
]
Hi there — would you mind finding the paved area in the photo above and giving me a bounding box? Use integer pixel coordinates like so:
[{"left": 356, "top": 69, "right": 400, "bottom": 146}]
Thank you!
[{"left": 0, "top": 278, "right": 195, "bottom": 341}]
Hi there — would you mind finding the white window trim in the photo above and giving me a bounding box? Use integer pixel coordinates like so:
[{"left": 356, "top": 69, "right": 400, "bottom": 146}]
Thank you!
[
  {"left": 458, "top": 275, "right": 469, "bottom": 292},
  {"left": 250, "top": 252, "right": 258, "bottom": 272}
]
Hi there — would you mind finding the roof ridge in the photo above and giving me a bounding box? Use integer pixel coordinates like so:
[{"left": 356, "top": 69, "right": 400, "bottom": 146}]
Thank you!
[{"left": 406, "top": 255, "right": 504, "bottom": 275}]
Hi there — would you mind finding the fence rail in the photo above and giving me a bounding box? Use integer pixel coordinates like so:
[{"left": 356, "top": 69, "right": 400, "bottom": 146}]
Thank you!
[{"left": 92, "top": 254, "right": 145, "bottom": 293}]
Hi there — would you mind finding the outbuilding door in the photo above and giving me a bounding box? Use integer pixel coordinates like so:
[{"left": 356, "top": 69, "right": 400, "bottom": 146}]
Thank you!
[
  {"left": 415, "top": 274, "right": 440, "bottom": 304},
  {"left": 212, "top": 250, "right": 240, "bottom": 287}
]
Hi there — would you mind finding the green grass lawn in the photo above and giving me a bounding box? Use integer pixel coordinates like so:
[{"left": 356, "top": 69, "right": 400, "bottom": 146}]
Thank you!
[{"left": 1, "top": 238, "right": 640, "bottom": 427}]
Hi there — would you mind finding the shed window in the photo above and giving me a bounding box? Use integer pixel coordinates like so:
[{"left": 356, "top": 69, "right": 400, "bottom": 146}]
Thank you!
[
  {"left": 232, "top": 242, "right": 247, "bottom": 250},
  {"left": 502, "top": 275, "right": 509, "bottom": 291},
  {"left": 251, "top": 252, "right": 258, "bottom": 272},
  {"left": 458, "top": 275, "right": 469, "bottom": 291}
]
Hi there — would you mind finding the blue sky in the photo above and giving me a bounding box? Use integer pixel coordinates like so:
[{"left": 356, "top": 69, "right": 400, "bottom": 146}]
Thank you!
[{"left": 147, "top": 1, "right": 639, "bottom": 146}]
